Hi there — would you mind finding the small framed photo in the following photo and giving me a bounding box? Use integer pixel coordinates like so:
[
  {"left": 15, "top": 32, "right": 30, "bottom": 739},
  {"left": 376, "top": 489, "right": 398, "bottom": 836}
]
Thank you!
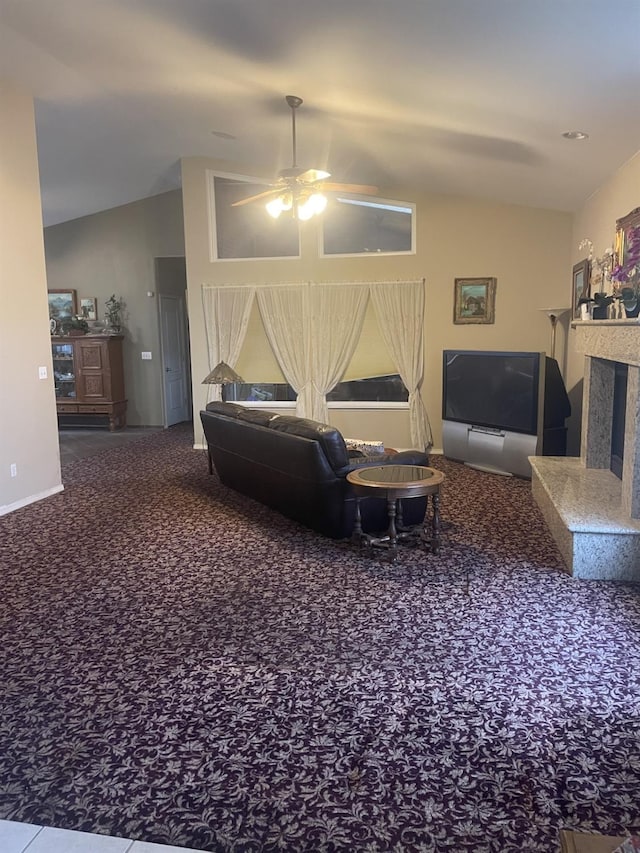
[
  {"left": 80, "top": 297, "right": 97, "bottom": 321},
  {"left": 572, "top": 259, "right": 590, "bottom": 319},
  {"left": 48, "top": 289, "right": 77, "bottom": 321},
  {"left": 453, "top": 277, "right": 496, "bottom": 324}
]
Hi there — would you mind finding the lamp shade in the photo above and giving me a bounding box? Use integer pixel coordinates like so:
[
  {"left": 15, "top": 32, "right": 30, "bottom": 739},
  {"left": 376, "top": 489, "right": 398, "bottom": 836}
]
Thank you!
[
  {"left": 202, "top": 361, "right": 244, "bottom": 384},
  {"left": 539, "top": 307, "right": 571, "bottom": 320}
]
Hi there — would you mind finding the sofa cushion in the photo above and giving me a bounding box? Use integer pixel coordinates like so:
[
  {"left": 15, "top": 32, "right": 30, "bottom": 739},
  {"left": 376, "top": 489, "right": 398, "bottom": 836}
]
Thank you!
[
  {"left": 205, "top": 400, "right": 279, "bottom": 428},
  {"left": 268, "top": 415, "right": 349, "bottom": 470},
  {"left": 237, "top": 408, "right": 280, "bottom": 428},
  {"left": 205, "top": 400, "right": 245, "bottom": 416}
]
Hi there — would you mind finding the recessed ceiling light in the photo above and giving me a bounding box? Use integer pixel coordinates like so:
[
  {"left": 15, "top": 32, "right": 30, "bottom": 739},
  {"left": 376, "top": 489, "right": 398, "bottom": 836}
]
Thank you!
[
  {"left": 562, "top": 130, "right": 589, "bottom": 140},
  {"left": 211, "top": 130, "right": 237, "bottom": 140}
]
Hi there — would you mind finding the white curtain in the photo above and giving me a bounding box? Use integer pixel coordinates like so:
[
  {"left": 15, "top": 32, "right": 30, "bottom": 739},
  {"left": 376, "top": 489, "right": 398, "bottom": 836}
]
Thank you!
[
  {"left": 256, "top": 285, "right": 312, "bottom": 416},
  {"left": 370, "top": 280, "right": 433, "bottom": 450},
  {"left": 202, "top": 285, "right": 255, "bottom": 402},
  {"left": 308, "top": 283, "right": 369, "bottom": 423}
]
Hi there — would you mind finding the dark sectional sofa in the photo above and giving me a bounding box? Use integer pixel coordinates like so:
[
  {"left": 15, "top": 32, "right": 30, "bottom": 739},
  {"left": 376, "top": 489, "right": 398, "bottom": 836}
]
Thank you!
[{"left": 201, "top": 401, "right": 430, "bottom": 539}]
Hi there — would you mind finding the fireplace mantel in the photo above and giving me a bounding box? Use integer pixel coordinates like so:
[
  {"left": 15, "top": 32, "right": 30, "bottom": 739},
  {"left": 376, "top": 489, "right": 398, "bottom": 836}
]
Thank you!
[
  {"left": 530, "top": 319, "right": 640, "bottom": 581},
  {"left": 572, "top": 318, "right": 640, "bottom": 366}
]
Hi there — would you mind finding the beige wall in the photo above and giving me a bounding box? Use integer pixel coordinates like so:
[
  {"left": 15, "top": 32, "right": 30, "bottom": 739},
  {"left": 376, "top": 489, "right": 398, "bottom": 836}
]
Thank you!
[
  {"left": 565, "top": 151, "right": 640, "bottom": 454},
  {"left": 44, "top": 191, "right": 185, "bottom": 426},
  {"left": 182, "top": 156, "right": 573, "bottom": 450},
  {"left": 0, "top": 80, "right": 62, "bottom": 514}
]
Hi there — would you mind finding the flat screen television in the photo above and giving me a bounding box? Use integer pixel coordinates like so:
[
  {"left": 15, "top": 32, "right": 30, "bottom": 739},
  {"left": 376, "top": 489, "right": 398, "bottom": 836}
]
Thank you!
[{"left": 442, "top": 350, "right": 542, "bottom": 436}]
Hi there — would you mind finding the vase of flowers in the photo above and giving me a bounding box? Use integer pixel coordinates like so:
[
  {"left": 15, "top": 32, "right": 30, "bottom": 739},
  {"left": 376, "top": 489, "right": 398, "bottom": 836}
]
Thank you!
[{"left": 612, "top": 222, "right": 640, "bottom": 318}]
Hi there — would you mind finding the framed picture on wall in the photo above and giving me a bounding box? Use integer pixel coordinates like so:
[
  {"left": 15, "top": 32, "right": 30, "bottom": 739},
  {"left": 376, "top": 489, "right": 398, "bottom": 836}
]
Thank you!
[
  {"left": 615, "top": 206, "right": 640, "bottom": 270},
  {"left": 48, "top": 289, "right": 77, "bottom": 321},
  {"left": 572, "top": 259, "right": 590, "bottom": 319},
  {"left": 453, "top": 277, "right": 496, "bottom": 324},
  {"left": 80, "top": 297, "right": 97, "bottom": 321}
]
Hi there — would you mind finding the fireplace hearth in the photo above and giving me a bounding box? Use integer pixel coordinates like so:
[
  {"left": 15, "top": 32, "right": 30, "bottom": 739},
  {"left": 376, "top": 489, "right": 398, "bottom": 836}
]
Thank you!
[{"left": 530, "top": 319, "right": 640, "bottom": 581}]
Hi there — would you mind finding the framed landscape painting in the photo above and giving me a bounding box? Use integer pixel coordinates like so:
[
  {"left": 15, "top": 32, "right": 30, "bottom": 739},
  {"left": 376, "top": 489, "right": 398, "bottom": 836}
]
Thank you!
[
  {"left": 453, "top": 277, "right": 496, "bottom": 324},
  {"left": 48, "top": 289, "right": 77, "bottom": 321}
]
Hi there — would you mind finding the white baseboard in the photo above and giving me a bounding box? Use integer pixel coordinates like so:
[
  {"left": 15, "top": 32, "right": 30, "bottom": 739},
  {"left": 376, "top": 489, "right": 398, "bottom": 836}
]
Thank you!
[{"left": 0, "top": 484, "right": 64, "bottom": 517}]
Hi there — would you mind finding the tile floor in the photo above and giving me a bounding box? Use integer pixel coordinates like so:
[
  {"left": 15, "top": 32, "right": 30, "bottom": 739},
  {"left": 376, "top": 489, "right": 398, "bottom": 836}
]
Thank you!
[
  {"left": 58, "top": 427, "right": 164, "bottom": 465},
  {"left": 4, "top": 426, "right": 206, "bottom": 852},
  {"left": 0, "top": 820, "right": 207, "bottom": 852}
]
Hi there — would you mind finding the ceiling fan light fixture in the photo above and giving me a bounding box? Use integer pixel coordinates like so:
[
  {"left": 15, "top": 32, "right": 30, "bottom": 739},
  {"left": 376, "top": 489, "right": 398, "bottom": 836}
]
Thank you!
[
  {"left": 266, "top": 197, "right": 284, "bottom": 218},
  {"left": 296, "top": 198, "right": 315, "bottom": 221},
  {"left": 234, "top": 95, "right": 378, "bottom": 215},
  {"left": 296, "top": 191, "right": 327, "bottom": 221},
  {"left": 309, "top": 192, "right": 327, "bottom": 215},
  {"left": 266, "top": 192, "right": 294, "bottom": 218}
]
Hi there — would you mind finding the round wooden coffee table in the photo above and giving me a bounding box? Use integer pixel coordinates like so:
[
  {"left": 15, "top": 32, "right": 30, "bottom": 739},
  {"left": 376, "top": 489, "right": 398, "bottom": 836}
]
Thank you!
[{"left": 346, "top": 464, "right": 445, "bottom": 560}]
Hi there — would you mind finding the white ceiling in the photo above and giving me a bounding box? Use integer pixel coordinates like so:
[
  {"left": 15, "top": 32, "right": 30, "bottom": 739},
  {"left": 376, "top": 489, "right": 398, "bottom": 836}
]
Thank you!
[{"left": 1, "top": 0, "right": 639, "bottom": 227}]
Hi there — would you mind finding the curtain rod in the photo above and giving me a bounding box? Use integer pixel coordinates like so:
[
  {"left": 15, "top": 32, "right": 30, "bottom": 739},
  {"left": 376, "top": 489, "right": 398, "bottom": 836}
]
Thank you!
[{"left": 202, "top": 279, "right": 425, "bottom": 290}]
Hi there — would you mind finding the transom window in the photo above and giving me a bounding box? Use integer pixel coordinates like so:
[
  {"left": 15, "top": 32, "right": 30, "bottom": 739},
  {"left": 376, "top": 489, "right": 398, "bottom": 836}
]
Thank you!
[
  {"left": 208, "top": 171, "right": 415, "bottom": 260},
  {"left": 321, "top": 196, "right": 415, "bottom": 257}
]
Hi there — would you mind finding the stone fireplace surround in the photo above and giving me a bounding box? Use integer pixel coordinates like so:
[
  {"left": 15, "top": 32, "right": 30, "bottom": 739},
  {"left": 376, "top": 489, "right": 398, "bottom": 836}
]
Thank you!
[{"left": 530, "top": 319, "right": 640, "bottom": 581}]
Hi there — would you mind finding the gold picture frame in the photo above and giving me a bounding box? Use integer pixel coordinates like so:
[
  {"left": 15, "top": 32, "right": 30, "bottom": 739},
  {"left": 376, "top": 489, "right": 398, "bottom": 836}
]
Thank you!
[
  {"left": 453, "top": 277, "right": 496, "bottom": 324},
  {"left": 615, "top": 206, "right": 640, "bottom": 268}
]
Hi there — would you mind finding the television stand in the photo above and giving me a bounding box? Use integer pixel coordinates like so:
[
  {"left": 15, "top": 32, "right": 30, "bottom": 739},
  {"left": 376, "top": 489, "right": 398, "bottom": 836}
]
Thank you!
[
  {"left": 465, "top": 461, "right": 513, "bottom": 478},
  {"left": 442, "top": 421, "right": 538, "bottom": 479}
]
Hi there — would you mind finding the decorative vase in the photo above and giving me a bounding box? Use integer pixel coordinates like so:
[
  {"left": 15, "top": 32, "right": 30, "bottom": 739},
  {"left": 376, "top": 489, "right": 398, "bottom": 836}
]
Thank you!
[
  {"left": 619, "top": 286, "right": 640, "bottom": 318},
  {"left": 591, "top": 293, "right": 612, "bottom": 320}
]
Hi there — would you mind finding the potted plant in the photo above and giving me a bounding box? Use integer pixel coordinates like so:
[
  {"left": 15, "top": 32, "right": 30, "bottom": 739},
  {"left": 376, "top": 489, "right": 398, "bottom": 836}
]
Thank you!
[
  {"left": 104, "top": 294, "right": 124, "bottom": 333},
  {"left": 578, "top": 293, "right": 614, "bottom": 320}
]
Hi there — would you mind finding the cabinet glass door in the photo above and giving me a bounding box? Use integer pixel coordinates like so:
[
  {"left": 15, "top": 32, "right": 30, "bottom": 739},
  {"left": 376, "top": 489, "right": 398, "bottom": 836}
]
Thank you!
[{"left": 52, "top": 341, "right": 76, "bottom": 399}]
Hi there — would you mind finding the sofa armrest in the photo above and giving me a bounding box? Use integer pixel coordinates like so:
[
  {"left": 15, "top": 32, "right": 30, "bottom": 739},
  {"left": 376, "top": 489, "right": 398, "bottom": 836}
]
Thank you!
[{"left": 389, "top": 449, "right": 430, "bottom": 466}]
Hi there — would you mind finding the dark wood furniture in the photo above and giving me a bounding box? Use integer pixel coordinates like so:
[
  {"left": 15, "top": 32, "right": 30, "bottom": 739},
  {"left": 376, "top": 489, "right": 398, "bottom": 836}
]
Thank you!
[
  {"left": 52, "top": 335, "right": 127, "bottom": 431},
  {"left": 347, "top": 464, "right": 445, "bottom": 560}
]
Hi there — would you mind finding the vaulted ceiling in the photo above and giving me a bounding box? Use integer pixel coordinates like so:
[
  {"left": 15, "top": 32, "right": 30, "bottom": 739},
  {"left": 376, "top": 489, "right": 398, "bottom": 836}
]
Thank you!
[{"left": 1, "top": 0, "right": 639, "bottom": 226}]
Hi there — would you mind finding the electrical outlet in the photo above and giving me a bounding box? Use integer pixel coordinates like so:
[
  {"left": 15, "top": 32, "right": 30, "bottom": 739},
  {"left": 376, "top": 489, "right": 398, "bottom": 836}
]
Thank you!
[
  {"left": 39, "top": 366, "right": 48, "bottom": 380},
  {"left": 10, "top": 463, "right": 17, "bottom": 478},
  {"left": 141, "top": 351, "right": 152, "bottom": 360}
]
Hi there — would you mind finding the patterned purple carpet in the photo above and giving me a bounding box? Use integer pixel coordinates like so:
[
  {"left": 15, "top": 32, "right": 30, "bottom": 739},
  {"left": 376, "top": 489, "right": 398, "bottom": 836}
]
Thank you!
[{"left": 1, "top": 424, "right": 639, "bottom": 852}]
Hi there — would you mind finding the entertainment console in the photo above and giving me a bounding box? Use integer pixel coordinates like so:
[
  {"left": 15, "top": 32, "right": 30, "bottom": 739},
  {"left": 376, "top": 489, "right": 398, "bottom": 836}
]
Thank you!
[{"left": 442, "top": 350, "right": 570, "bottom": 478}]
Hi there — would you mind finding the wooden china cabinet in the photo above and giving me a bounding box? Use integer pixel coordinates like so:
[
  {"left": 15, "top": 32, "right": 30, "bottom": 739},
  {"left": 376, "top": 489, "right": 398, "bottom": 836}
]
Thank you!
[{"left": 52, "top": 334, "right": 127, "bottom": 431}]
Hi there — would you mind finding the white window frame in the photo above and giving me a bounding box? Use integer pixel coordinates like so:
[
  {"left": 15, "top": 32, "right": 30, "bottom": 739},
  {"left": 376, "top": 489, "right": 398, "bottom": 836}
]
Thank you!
[
  {"left": 206, "top": 170, "right": 301, "bottom": 262},
  {"left": 319, "top": 194, "right": 416, "bottom": 258}
]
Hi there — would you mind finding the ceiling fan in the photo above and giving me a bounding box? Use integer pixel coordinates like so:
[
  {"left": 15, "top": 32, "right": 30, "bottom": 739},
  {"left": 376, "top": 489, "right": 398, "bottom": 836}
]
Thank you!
[{"left": 232, "top": 95, "right": 378, "bottom": 220}]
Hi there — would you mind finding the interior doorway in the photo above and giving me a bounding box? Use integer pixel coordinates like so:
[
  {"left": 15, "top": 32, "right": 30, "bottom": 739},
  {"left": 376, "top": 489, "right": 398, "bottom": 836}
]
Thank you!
[{"left": 155, "top": 257, "right": 191, "bottom": 427}]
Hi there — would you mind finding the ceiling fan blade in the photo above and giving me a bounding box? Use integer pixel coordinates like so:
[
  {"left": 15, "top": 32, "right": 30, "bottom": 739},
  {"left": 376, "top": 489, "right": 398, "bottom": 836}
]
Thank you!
[
  {"left": 231, "top": 188, "right": 280, "bottom": 207},
  {"left": 321, "top": 182, "right": 379, "bottom": 195},
  {"left": 297, "top": 168, "right": 331, "bottom": 183}
]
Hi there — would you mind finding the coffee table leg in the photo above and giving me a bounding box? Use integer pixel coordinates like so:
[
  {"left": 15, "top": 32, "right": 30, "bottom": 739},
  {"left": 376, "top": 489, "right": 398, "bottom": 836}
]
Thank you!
[
  {"left": 352, "top": 496, "right": 363, "bottom": 544},
  {"left": 431, "top": 491, "right": 441, "bottom": 554},
  {"left": 386, "top": 497, "right": 398, "bottom": 559}
]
